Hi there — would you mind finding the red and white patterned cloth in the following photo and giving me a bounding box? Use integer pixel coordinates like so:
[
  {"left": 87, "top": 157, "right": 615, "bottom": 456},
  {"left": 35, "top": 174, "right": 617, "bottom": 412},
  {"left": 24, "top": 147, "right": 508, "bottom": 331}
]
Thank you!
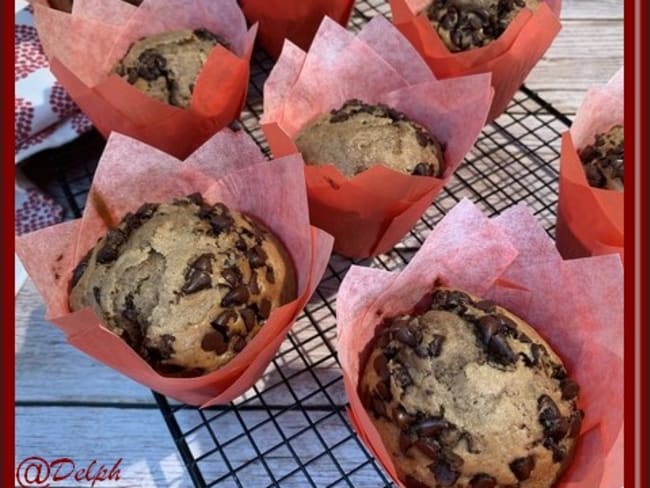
[{"left": 15, "top": 2, "right": 93, "bottom": 236}]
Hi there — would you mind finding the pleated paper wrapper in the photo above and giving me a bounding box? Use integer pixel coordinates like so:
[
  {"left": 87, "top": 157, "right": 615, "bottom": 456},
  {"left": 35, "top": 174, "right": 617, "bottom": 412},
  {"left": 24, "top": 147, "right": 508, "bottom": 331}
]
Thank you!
[
  {"left": 390, "top": 0, "right": 562, "bottom": 121},
  {"left": 31, "top": 0, "right": 257, "bottom": 158},
  {"left": 15, "top": 129, "right": 334, "bottom": 407},
  {"left": 240, "top": 0, "right": 355, "bottom": 59},
  {"left": 337, "top": 199, "right": 623, "bottom": 488},
  {"left": 262, "top": 16, "right": 493, "bottom": 258},
  {"left": 556, "top": 67, "right": 624, "bottom": 264}
]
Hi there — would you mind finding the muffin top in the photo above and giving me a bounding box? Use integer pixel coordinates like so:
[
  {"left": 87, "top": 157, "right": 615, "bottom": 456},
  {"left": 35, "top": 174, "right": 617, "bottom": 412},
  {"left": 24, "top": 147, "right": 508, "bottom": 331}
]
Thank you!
[
  {"left": 359, "top": 287, "right": 582, "bottom": 488},
  {"left": 69, "top": 194, "right": 296, "bottom": 376},
  {"left": 114, "top": 28, "right": 230, "bottom": 108},
  {"left": 294, "top": 99, "right": 445, "bottom": 178},
  {"left": 579, "top": 125, "right": 624, "bottom": 191},
  {"left": 424, "top": 0, "right": 540, "bottom": 52}
]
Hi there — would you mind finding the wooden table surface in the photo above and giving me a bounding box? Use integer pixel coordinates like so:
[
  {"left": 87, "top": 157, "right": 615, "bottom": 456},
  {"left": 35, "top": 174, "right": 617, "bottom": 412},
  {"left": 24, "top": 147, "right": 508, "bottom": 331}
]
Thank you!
[{"left": 15, "top": 1, "right": 623, "bottom": 487}]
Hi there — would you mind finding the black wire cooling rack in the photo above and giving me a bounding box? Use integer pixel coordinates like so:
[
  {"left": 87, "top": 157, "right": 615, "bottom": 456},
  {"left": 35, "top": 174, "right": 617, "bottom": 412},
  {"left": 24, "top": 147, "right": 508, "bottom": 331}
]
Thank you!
[{"left": 18, "top": 1, "right": 573, "bottom": 486}]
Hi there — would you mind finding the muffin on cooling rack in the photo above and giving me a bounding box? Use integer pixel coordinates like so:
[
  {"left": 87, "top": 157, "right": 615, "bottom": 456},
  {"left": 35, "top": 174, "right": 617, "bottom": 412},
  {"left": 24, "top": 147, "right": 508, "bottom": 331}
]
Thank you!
[
  {"left": 578, "top": 125, "right": 623, "bottom": 192},
  {"left": 295, "top": 99, "right": 445, "bottom": 178},
  {"left": 424, "top": 0, "right": 540, "bottom": 52},
  {"left": 114, "top": 28, "right": 231, "bottom": 108},
  {"left": 69, "top": 194, "right": 296, "bottom": 377},
  {"left": 359, "top": 287, "right": 582, "bottom": 488}
]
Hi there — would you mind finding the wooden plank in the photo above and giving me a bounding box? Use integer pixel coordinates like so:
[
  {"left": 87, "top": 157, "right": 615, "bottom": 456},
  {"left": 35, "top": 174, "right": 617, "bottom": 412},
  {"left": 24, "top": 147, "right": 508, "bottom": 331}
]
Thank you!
[
  {"left": 561, "top": 0, "right": 623, "bottom": 20},
  {"left": 15, "top": 406, "right": 191, "bottom": 488}
]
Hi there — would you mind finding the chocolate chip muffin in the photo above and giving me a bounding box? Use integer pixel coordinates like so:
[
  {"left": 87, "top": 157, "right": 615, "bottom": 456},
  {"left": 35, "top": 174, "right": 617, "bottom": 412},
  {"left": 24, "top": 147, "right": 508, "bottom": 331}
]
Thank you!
[
  {"left": 114, "top": 28, "right": 230, "bottom": 108},
  {"left": 359, "top": 287, "right": 582, "bottom": 488},
  {"left": 294, "top": 99, "right": 445, "bottom": 178},
  {"left": 423, "top": 0, "right": 540, "bottom": 52},
  {"left": 579, "top": 125, "right": 624, "bottom": 192},
  {"left": 69, "top": 194, "right": 296, "bottom": 377}
]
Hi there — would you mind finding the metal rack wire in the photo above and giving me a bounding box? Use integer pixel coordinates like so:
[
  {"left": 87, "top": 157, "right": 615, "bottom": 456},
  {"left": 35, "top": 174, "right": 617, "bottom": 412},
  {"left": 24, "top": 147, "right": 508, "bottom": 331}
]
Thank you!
[{"left": 18, "top": 0, "right": 572, "bottom": 486}]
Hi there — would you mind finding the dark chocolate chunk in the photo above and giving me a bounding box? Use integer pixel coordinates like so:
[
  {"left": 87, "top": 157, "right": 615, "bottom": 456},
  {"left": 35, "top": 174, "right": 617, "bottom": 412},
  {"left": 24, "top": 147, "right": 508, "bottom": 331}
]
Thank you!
[
  {"left": 469, "top": 473, "right": 497, "bottom": 488},
  {"left": 222, "top": 267, "right": 242, "bottom": 287},
  {"left": 221, "top": 285, "right": 250, "bottom": 307},
  {"left": 414, "top": 417, "right": 450, "bottom": 437},
  {"left": 543, "top": 438, "right": 567, "bottom": 463},
  {"left": 92, "top": 286, "right": 102, "bottom": 305},
  {"left": 431, "top": 459, "right": 460, "bottom": 487},
  {"left": 192, "top": 253, "right": 213, "bottom": 272},
  {"left": 212, "top": 310, "right": 237, "bottom": 331},
  {"left": 415, "top": 439, "right": 441, "bottom": 460},
  {"left": 509, "top": 455, "right": 535, "bottom": 481},
  {"left": 329, "top": 110, "right": 350, "bottom": 123},
  {"left": 538, "top": 395, "right": 561, "bottom": 424},
  {"left": 208, "top": 213, "right": 234, "bottom": 234},
  {"left": 232, "top": 335, "right": 246, "bottom": 353},
  {"left": 258, "top": 298, "right": 272, "bottom": 320},
  {"left": 240, "top": 308, "right": 256, "bottom": 331},
  {"left": 476, "top": 315, "right": 501, "bottom": 345},
  {"left": 201, "top": 331, "right": 227, "bottom": 354},
  {"left": 547, "top": 416, "right": 571, "bottom": 442},
  {"left": 136, "top": 49, "right": 167, "bottom": 81},
  {"left": 97, "top": 228, "right": 128, "bottom": 264},
  {"left": 412, "top": 162, "right": 435, "bottom": 176},
  {"left": 487, "top": 334, "right": 516, "bottom": 365},
  {"left": 393, "top": 363, "right": 413, "bottom": 388},
  {"left": 265, "top": 266, "right": 275, "bottom": 284},
  {"left": 474, "top": 300, "right": 496, "bottom": 313},
  {"left": 560, "top": 378, "right": 580, "bottom": 401},
  {"left": 70, "top": 250, "right": 92, "bottom": 288},
  {"left": 249, "top": 271, "right": 260, "bottom": 295},
  {"left": 552, "top": 365, "right": 568, "bottom": 380},
  {"left": 182, "top": 254, "right": 215, "bottom": 294},
  {"left": 396, "top": 326, "right": 421, "bottom": 348},
  {"left": 234, "top": 237, "right": 247, "bottom": 251},
  {"left": 247, "top": 245, "right": 268, "bottom": 268}
]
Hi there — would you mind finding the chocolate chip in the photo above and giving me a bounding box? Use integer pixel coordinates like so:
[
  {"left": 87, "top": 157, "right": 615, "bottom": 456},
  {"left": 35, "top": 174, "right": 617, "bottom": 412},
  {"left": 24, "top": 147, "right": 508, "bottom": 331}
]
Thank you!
[
  {"left": 221, "top": 285, "right": 249, "bottom": 307},
  {"left": 249, "top": 271, "right": 260, "bottom": 295},
  {"left": 546, "top": 416, "right": 571, "bottom": 442},
  {"left": 232, "top": 335, "right": 246, "bottom": 353},
  {"left": 373, "top": 354, "right": 390, "bottom": 381},
  {"left": 543, "top": 438, "right": 567, "bottom": 463},
  {"left": 265, "top": 266, "right": 275, "bottom": 284},
  {"left": 469, "top": 473, "right": 497, "bottom": 488},
  {"left": 201, "top": 331, "right": 227, "bottom": 354},
  {"left": 412, "top": 162, "right": 435, "bottom": 176},
  {"left": 568, "top": 410, "right": 584, "bottom": 438},
  {"left": 221, "top": 267, "right": 242, "bottom": 287},
  {"left": 329, "top": 111, "right": 350, "bottom": 123},
  {"left": 192, "top": 254, "right": 213, "bottom": 272},
  {"left": 497, "top": 314, "right": 518, "bottom": 335},
  {"left": 247, "top": 245, "right": 268, "bottom": 268},
  {"left": 393, "top": 363, "right": 413, "bottom": 388},
  {"left": 538, "top": 395, "right": 561, "bottom": 424},
  {"left": 258, "top": 298, "right": 272, "bottom": 319},
  {"left": 414, "top": 417, "right": 450, "bottom": 437},
  {"left": 97, "top": 228, "right": 127, "bottom": 264},
  {"left": 487, "top": 334, "right": 516, "bottom": 365},
  {"left": 182, "top": 269, "right": 212, "bottom": 294},
  {"left": 136, "top": 49, "right": 167, "bottom": 81},
  {"left": 551, "top": 365, "right": 568, "bottom": 380},
  {"left": 416, "top": 439, "right": 440, "bottom": 460},
  {"left": 207, "top": 213, "right": 234, "bottom": 234},
  {"left": 473, "top": 300, "right": 496, "bottom": 313},
  {"left": 476, "top": 315, "right": 501, "bottom": 345},
  {"left": 560, "top": 378, "right": 580, "bottom": 401},
  {"left": 430, "top": 459, "right": 460, "bottom": 487},
  {"left": 70, "top": 250, "right": 92, "bottom": 288},
  {"left": 394, "top": 406, "right": 416, "bottom": 430},
  {"left": 234, "top": 238, "right": 247, "bottom": 251},
  {"left": 404, "top": 475, "right": 429, "bottom": 488},
  {"left": 185, "top": 193, "right": 204, "bottom": 206},
  {"left": 440, "top": 11, "right": 458, "bottom": 29},
  {"left": 240, "top": 308, "right": 256, "bottom": 331},
  {"left": 193, "top": 28, "right": 230, "bottom": 48},
  {"left": 375, "top": 380, "right": 392, "bottom": 401},
  {"left": 212, "top": 310, "right": 237, "bottom": 331},
  {"left": 509, "top": 455, "right": 535, "bottom": 481},
  {"left": 395, "top": 327, "right": 421, "bottom": 347}
]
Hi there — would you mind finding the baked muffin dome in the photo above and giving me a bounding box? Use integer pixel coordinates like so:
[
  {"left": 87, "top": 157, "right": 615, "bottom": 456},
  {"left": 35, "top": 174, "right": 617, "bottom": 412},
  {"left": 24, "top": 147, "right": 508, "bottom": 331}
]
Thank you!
[
  {"left": 115, "top": 28, "right": 230, "bottom": 108},
  {"left": 359, "top": 287, "right": 582, "bottom": 488},
  {"left": 294, "top": 99, "right": 445, "bottom": 178},
  {"left": 69, "top": 194, "right": 296, "bottom": 376},
  {"left": 579, "top": 124, "right": 624, "bottom": 191}
]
